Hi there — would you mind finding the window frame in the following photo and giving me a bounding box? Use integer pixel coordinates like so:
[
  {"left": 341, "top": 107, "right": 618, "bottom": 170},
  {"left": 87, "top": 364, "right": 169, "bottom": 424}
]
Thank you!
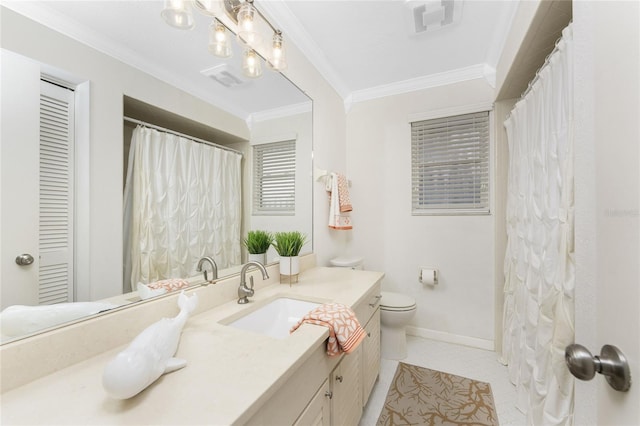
[
  {"left": 252, "top": 139, "right": 296, "bottom": 216},
  {"left": 409, "top": 104, "right": 492, "bottom": 216}
]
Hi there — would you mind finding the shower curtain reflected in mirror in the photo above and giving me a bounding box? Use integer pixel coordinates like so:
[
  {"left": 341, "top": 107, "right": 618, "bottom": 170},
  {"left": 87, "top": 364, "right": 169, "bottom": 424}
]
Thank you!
[{"left": 123, "top": 125, "right": 242, "bottom": 293}]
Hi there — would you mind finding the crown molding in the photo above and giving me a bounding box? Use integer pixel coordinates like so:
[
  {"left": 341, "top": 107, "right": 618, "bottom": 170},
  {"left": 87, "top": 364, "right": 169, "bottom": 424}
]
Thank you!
[
  {"left": 247, "top": 100, "right": 311, "bottom": 130},
  {"left": 348, "top": 64, "right": 492, "bottom": 105},
  {"left": 250, "top": 101, "right": 312, "bottom": 123},
  {"left": 484, "top": 0, "right": 519, "bottom": 73},
  {"left": 2, "top": 1, "right": 250, "bottom": 121},
  {"left": 257, "top": 1, "right": 351, "bottom": 101}
]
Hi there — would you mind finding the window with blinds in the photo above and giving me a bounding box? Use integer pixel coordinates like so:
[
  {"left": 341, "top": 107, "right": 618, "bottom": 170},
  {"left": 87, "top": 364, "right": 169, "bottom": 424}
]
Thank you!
[
  {"left": 411, "top": 111, "right": 490, "bottom": 214},
  {"left": 253, "top": 140, "right": 296, "bottom": 214}
]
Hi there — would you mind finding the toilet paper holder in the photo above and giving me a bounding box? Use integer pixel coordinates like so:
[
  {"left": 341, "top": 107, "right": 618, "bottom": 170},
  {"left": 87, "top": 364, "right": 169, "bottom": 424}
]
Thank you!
[{"left": 419, "top": 267, "right": 438, "bottom": 285}]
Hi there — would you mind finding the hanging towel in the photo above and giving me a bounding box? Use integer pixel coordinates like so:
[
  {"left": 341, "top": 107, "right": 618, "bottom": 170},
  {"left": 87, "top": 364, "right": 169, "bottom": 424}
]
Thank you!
[
  {"left": 327, "top": 173, "right": 352, "bottom": 230},
  {"left": 290, "top": 302, "right": 366, "bottom": 356}
]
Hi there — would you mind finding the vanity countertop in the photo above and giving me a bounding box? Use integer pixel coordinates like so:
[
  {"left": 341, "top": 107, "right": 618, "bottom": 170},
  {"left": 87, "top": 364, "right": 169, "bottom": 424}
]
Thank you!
[{"left": 0, "top": 267, "right": 383, "bottom": 425}]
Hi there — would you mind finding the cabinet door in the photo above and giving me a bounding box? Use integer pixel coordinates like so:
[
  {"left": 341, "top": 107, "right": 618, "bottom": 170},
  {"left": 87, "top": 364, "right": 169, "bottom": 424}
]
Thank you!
[
  {"left": 294, "top": 379, "right": 331, "bottom": 426},
  {"left": 361, "top": 308, "right": 381, "bottom": 406},
  {"left": 332, "top": 349, "right": 362, "bottom": 426}
]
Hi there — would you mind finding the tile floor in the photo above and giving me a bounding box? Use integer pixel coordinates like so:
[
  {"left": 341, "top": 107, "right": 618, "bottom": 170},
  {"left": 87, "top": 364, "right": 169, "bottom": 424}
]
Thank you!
[{"left": 359, "top": 335, "right": 527, "bottom": 425}]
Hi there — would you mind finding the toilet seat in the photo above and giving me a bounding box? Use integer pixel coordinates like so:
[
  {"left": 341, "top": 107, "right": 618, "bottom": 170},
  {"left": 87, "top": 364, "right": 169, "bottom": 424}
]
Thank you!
[{"left": 380, "top": 291, "right": 416, "bottom": 312}]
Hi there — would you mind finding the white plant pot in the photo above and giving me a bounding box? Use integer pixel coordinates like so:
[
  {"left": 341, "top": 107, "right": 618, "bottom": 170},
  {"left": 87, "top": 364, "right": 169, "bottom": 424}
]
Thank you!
[
  {"left": 279, "top": 256, "right": 300, "bottom": 276},
  {"left": 248, "top": 252, "right": 266, "bottom": 265}
]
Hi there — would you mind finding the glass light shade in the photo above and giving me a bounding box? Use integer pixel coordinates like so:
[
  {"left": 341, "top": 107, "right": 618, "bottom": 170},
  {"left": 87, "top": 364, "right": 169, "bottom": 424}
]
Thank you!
[
  {"left": 236, "top": 2, "right": 261, "bottom": 48},
  {"left": 242, "top": 49, "right": 263, "bottom": 78},
  {"left": 267, "top": 32, "right": 288, "bottom": 71},
  {"left": 194, "top": 0, "right": 223, "bottom": 16},
  {"left": 208, "top": 20, "right": 232, "bottom": 58},
  {"left": 161, "top": 0, "right": 194, "bottom": 30}
]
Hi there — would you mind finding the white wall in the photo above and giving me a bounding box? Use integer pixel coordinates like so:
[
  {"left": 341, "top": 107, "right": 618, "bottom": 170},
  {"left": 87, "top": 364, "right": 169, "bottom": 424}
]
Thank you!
[
  {"left": 279, "top": 37, "right": 349, "bottom": 268},
  {"left": 345, "top": 79, "right": 496, "bottom": 345}
]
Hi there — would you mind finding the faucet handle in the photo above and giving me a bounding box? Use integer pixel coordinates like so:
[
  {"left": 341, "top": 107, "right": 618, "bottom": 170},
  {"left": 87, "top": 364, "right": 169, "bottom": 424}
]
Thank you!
[{"left": 248, "top": 276, "right": 254, "bottom": 289}]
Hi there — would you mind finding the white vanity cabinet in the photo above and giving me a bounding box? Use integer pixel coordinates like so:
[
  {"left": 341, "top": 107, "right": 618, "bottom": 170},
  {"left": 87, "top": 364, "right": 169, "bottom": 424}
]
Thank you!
[
  {"left": 294, "top": 379, "right": 331, "bottom": 426},
  {"left": 330, "top": 346, "right": 362, "bottom": 425},
  {"left": 245, "top": 280, "right": 382, "bottom": 426},
  {"left": 361, "top": 307, "right": 381, "bottom": 406},
  {"left": 0, "top": 265, "right": 386, "bottom": 425},
  {"left": 355, "top": 289, "right": 382, "bottom": 408}
]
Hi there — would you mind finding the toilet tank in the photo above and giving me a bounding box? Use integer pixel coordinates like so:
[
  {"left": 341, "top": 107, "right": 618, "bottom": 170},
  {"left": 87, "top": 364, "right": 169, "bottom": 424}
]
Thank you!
[{"left": 329, "top": 256, "right": 364, "bottom": 270}]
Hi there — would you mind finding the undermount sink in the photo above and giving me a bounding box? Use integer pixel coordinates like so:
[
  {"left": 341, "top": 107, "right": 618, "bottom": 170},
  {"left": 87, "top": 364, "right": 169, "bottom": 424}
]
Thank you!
[{"left": 223, "top": 297, "right": 321, "bottom": 339}]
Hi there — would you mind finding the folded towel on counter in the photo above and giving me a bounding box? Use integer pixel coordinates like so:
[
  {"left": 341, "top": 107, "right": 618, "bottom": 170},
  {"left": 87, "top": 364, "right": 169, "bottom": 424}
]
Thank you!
[
  {"left": 290, "top": 302, "right": 366, "bottom": 356},
  {"left": 327, "top": 173, "right": 352, "bottom": 230}
]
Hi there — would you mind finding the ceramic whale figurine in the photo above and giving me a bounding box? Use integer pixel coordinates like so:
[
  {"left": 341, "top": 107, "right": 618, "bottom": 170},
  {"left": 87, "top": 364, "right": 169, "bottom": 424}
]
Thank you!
[
  {"left": 0, "top": 301, "right": 118, "bottom": 338},
  {"left": 102, "top": 291, "right": 198, "bottom": 399}
]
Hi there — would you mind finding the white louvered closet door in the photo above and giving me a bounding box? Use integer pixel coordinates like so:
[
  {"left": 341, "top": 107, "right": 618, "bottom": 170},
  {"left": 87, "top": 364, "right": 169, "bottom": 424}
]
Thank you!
[{"left": 38, "top": 80, "right": 75, "bottom": 305}]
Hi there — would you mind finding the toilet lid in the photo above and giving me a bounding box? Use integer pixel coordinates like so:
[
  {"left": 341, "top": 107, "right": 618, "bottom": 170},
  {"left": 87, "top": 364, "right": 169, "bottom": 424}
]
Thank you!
[
  {"left": 380, "top": 291, "right": 416, "bottom": 310},
  {"left": 329, "top": 256, "right": 364, "bottom": 268}
]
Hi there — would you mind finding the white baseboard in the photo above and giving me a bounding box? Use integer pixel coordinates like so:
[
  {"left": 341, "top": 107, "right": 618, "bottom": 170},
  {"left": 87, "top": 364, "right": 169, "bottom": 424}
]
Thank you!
[{"left": 406, "top": 326, "right": 495, "bottom": 351}]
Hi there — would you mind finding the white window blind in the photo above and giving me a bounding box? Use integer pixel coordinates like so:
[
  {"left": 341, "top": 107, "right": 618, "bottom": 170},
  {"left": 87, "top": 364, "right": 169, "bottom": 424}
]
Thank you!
[
  {"left": 39, "top": 79, "right": 75, "bottom": 304},
  {"left": 411, "top": 111, "right": 490, "bottom": 214},
  {"left": 253, "top": 140, "right": 295, "bottom": 214}
]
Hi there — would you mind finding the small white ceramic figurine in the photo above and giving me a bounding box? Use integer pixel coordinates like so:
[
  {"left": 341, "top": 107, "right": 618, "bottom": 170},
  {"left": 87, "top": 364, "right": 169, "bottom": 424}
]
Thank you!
[{"left": 102, "top": 291, "right": 198, "bottom": 399}]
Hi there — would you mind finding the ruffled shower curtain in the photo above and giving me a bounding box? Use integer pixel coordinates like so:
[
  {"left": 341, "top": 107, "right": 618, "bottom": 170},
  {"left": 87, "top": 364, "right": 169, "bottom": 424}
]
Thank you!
[
  {"left": 501, "top": 25, "right": 575, "bottom": 425},
  {"left": 123, "top": 125, "right": 242, "bottom": 291}
]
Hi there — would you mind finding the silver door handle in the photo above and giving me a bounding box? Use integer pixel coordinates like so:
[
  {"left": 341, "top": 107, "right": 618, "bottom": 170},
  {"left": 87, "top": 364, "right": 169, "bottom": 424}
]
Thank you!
[
  {"left": 15, "top": 253, "right": 34, "bottom": 266},
  {"left": 565, "top": 344, "right": 631, "bottom": 391}
]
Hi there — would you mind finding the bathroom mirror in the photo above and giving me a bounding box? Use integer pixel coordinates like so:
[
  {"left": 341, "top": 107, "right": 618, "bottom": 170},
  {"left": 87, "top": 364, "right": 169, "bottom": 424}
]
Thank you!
[{"left": 0, "top": 1, "right": 313, "bottom": 343}]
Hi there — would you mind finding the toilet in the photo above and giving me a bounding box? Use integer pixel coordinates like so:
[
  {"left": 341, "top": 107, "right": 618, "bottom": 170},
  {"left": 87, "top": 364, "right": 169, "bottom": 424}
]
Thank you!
[
  {"left": 379, "top": 291, "right": 417, "bottom": 360},
  {"left": 328, "top": 256, "right": 417, "bottom": 360},
  {"left": 328, "top": 256, "right": 364, "bottom": 270}
]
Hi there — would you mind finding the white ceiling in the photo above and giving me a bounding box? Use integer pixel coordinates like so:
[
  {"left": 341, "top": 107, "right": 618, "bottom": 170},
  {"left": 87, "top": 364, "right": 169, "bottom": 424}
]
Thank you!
[
  {"left": 4, "top": 0, "right": 518, "bottom": 121},
  {"left": 262, "top": 0, "right": 518, "bottom": 101}
]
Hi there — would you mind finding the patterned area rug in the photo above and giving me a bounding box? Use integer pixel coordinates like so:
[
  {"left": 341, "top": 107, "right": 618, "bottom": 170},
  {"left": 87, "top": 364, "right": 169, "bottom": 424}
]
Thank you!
[{"left": 377, "top": 362, "right": 499, "bottom": 425}]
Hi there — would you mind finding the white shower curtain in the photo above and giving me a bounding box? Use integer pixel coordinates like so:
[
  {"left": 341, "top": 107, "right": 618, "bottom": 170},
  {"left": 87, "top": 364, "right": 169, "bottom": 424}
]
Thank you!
[
  {"left": 123, "top": 125, "right": 242, "bottom": 290},
  {"left": 501, "top": 24, "right": 575, "bottom": 425}
]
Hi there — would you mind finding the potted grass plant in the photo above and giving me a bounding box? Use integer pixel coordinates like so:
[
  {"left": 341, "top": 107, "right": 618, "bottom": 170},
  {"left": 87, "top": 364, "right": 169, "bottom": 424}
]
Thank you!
[
  {"left": 243, "top": 230, "right": 273, "bottom": 265},
  {"left": 272, "top": 231, "right": 307, "bottom": 278}
]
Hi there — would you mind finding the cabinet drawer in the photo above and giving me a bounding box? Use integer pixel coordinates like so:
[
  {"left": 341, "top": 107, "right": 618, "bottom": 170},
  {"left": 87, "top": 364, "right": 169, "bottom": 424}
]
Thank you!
[
  {"left": 245, "top": 346, "right": 338, "bottom": 425},
  {"left": 353, "top": 280, "right": 382, "bottom": 327},
  {"left": 362, "top": 308, "right": 380, "bottom": 406}
]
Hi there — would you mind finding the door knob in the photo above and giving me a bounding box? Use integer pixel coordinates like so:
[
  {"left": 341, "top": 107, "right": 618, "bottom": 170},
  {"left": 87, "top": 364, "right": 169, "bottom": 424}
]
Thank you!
[
  {"left": 15, "top": 253, "right": 34, "bottom": 266},
  {"left": 565, "top": 344, "right": 631, "bottom": 391}
]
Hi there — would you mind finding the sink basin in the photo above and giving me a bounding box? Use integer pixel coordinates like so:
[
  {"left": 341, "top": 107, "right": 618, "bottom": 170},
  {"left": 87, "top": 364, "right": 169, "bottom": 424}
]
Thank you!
[{"left": 224, "top": 297, "right": 321, "bottom": 339}]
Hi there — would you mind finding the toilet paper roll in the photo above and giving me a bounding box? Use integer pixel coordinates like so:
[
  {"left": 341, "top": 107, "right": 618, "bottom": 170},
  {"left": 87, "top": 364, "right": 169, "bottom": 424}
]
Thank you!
[{"left": 420, "top": 268, "right": 438, "bottom": 285}]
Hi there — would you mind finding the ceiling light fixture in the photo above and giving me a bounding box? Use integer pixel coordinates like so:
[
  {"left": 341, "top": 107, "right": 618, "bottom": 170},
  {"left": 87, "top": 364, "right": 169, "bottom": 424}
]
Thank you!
[
  {"left": 242, "top": 48, "right": 262, "bottom": 78},
  {"left": 208, "top": 19, "right": 232, "bottom": 58},
  {"left": 161, "top": 0, "right": 195, "bottom": 29},
  {"left": 236, "top": 1, "right": 261, "bottom": 48},
  {"left": 161, "top": 0, "right": 286, "bottom": 79},
  {"left": 267, "top": 30, "right": 287, "bottom": 71}
]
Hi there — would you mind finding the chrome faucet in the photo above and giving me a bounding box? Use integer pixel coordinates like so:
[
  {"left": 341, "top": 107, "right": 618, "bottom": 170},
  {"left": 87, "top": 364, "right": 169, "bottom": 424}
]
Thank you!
[
  {"left": 197, "top": 256, "right": 218, "bottom": 284},
  {"left": 238, "top": 261, "right": 269, "bottom": 304}
]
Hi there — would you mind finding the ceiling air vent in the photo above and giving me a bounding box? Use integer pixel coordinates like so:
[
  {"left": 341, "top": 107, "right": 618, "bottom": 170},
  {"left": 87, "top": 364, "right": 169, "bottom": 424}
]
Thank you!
[
  {"left": 406, "top": 0, "right": 463, "bottom": 35},
  {"left": 200, "top": 64, "right": 248, "bottom": 88}
]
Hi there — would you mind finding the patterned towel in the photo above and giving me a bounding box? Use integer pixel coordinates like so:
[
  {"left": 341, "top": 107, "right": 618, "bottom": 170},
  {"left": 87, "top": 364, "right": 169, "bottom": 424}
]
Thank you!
[
  {"left": 336, "top": 173, "right": 352, "bottom": 212},
  {"left": 290, "top": 303, "right": 366, "bottom": 356},
  {"left": 327, "top": 173, "right": 352, "bottom": 230}
]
